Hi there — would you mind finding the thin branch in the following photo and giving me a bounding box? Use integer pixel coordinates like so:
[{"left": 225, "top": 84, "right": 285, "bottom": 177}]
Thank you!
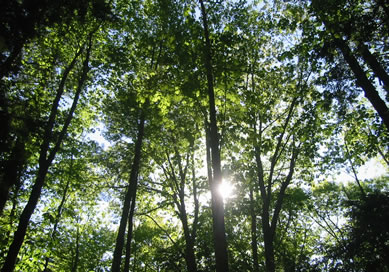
[
  {"left": 48, "top": 32, "right": 94, "bottom": 163},
  {"left": 191, "top": 151, "right": 199, "bottom": 240},
  {"left": 344, "top": 141, "right": 366, "bottom": 197},
  {"left": 135, "top": 201, "right": 174, "bottom": 216},
  {"left": 165, "top": 152, "right": 181, "bottom": 194},
  {"left": 143, "top": 214, "right": 178, "bottom": 248},
  {"left": 267, "top": 97, "right": 298, "bottom": 198}
]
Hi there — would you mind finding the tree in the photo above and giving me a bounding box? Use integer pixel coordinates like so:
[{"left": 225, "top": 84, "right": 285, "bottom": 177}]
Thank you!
[
  {"left": 198, "top": 1, "right": 229, "bottom": 271},
  {"left": 0, "top": 0, "right": 111, "bottom": 215},
  {"left": 154, "top": 107, "right": 202, "bottom": 272},
  {"left": 312, "top": 178, "right": 389, "bottom": 271},
  {"left": 1, "top": 0, "right": 388, "bottom": 271},
  {"left": 306, "top": 0, "right": 389, "bottom": 130},
  {"left": 1, "top": 23, "right": 96, "bottom": 272},
  {"left": 110, "top": 105, "right": 146, "bottom": 272},
  {"left": 343, "top": 192, "right": 389, "bottom": 271}
]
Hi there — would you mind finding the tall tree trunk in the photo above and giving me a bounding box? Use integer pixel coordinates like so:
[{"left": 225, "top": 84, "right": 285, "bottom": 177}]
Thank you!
[
  {"left": 262, "top": 204, "right": 275, "bottom": 272},
  {"left": 123, "top": 188, "right": 137, "bottom": 272},
  {"left": 178, "top": 145, "right": 198, "bottom": 272},
  {"left": 199, "top": 1, "right": 229, "bottom": 271},
  {"left": 254, "top": 119, "right": 275, "bottom": 272},
  {"left": 111, "top": 110, "right": 145, "bottom": 272},
  {"left": 0, "top": 37, "right": 85, "bottom": 217},
  {"left": 179, "top": 192, "right": 197, "bottom": 272},
  {"left": 71, "top": 224, "right": 80, "bottom": 272},
  {"left": 259, "top": 148, "right": 299, "bottom": 272},
  {"left": 263, "top": 234, "right": 275, "bottom": 272},
  {"left": 312, "top": 4, "right": 389, "bottom": 129},
  {"left": 163, "top": 144, "right": 198, "bottom": 272},
  {"left": 191, "top": 150, "right": 199, "bottom": 250},
  {"left": 0, "top": 35, "right": 92, "bottom": 272},
  {"left": 253, "top": 96, "right": 299, "bottom": 272},
  {"left": 358, "top": 43, "right": 389, "bottom": 95},
  {"left": 1, "top": 163, "right": 49, "bottom": 272},
  {"left": 132, "top": 243, "right": 137, "bottom": 272},
  {"left": 249, "top": 185, "right": 259, "bottom": 272},
  {"left": 335, "top": 38, "right": 389, "bottom": 130}
]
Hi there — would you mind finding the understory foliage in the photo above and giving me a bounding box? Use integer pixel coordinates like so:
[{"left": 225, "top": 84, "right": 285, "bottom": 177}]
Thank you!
[{"left": 0, "top": 0, "right": 388, "bottom": 271}]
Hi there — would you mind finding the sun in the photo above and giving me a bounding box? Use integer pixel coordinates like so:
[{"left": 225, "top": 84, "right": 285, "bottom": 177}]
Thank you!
[{"left": 218, "top": 180, "right": 235, "bottom": 199}]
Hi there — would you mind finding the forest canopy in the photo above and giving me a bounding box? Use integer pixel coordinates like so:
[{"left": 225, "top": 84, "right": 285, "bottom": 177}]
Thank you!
[{"left": 0, "top": 0, "right": 388, "bottom": 271}]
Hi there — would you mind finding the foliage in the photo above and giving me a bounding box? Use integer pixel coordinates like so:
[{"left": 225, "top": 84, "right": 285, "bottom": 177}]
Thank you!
[{"left": 0, "top": 0, "right": 388, "bottom": 271}]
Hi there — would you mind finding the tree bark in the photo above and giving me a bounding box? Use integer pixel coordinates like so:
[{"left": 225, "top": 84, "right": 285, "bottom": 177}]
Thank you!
[
  {"left": 358, "top": 43, "right": 389, "bottom": 95},
  {"left": 123, "top": 187, "right": 137, "bottom": 272},
  {"left": 335, "top": 38, "right": 389, "bottom": 130},
  {"left": 249, "top": 186, "right": 259, "bottom": 272},
  {"left": 261, "top": 202, "right": 275, "bottom": 272},
  {"left": 313, "top": 4, "right": 389, "bottom": 130},
  {"left": 111, "top": 109, "right": 145, "bottom": 272},
  {"left": 180, "top": 200, "right": 198, "bottom": 272},
  {"left": 191, "top": 151, "right": 199, "bottom": 246},
  {"left": 0, "top": 37, "right": 85, "bottom": 216},
  {"left": 163, "top": 144, "right": 198, "bottom": 272},
  {"left": 0, "top": 35, "right": 92, "bottom": 272},
  {"left": 71, "top": 224, "right": 80, "bottom": 272},
  {"left": 253, "top": 97, "right": 299, "bottom": 272},
  {"left": 177, "top": 152, "right": 198, "bottom": 272},
  {"left": 263, "top": 225, "right": 275, "bottom": 272},
  {"left": 198, "top": 1, "right": 229, "bottom": 271}
]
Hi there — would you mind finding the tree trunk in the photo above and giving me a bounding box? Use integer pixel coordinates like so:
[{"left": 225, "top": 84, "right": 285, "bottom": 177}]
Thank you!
[
  {"left": 255, "top": 137, "right": 275, "bottom": 272},
  {"left": 0, "top": 35, "right": 92, "bottom": 272},
  {"left": 1, "top": 164, "right": 50, "bottom": 272},
  {"left": 0, "top": 37, "right": 85, "bottom": 216},
  {"left": 260, "top": 148, "right": 299, "bottom": 272},
  {"left": 184, "top": 240, "right": 197, "bottom": 272},
  {"left": 313, "top": 5, "right": 389, "bottom": 130},
  {"left": 263, "top": 228, "right": 275, "bottom": 272},
  {"left": 335, "top": 38, "right": 389, "bottom": 130},
  {"left": 261, "top": 201, "right": 275, "bottom": 272},
  {"left": 71, "top": 224, "right": 80, "bottom": 272},
  {"left": 123, "top": 187, "right": 137, "bottom": 272},
  {"left": 358, "top": 43, "right": 389, "bottom": 95},
  {"left": 164, "top": 144, "right": 198, "bottom": 272},
  {"left": 198, "top": 1, "right": 229, "bottom": 271},
  {"left": 253, "top": 96, "right": 299, "bottom": 272},
  {"left": 111, "top": 110, "right": 145, "bottom": 272},
  {"left": 191, "top": 151, "right": 199, "bottom": 247},
  {"left": 249, "top": 186, "right": 259, "bottom": 272},
  {"left": 180, "top": 197, "right": 197, "bottom": 272}
]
